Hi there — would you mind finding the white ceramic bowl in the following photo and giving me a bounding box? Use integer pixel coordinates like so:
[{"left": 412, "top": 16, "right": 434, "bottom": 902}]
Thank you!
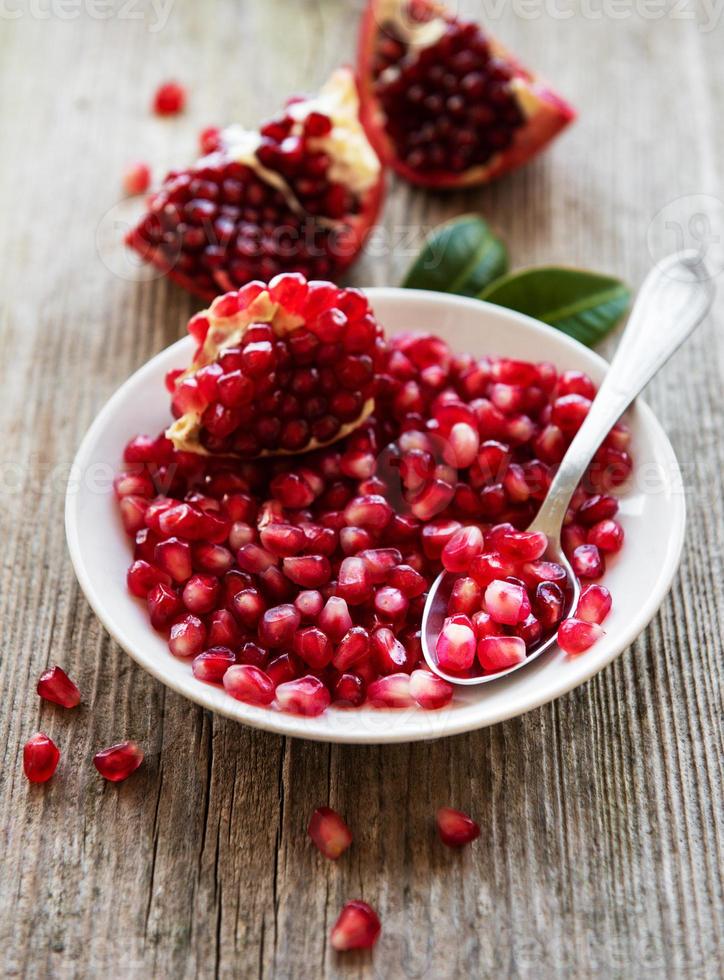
[{"left": 65, "top": 288, "right": 686, "bottom": 743}]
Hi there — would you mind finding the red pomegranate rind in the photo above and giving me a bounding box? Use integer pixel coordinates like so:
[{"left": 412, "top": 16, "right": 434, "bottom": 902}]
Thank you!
[
  {"left": 357, "top": 0, "right": 575, "bottom": 188},
  {"left": 127, "top": 69, "right": 384, "bottom": 301},
  {"left": 165, "top": 276, "right": 385, "bottom": 458},
  {"left": 308, "top": 806, "right": 353, "bottom": 859}
]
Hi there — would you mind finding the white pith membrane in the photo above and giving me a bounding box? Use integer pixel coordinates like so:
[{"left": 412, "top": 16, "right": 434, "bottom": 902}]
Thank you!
[
  {"left": 166, "top": 287, "right": 375, "bottom": 456},
  {"left": 203, "top": 68, "right": 382, "bottom": 225}
]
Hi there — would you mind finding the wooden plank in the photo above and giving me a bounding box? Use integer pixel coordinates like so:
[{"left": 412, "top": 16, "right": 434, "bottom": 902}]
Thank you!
[{"left": 0, "top": 2, "right": 721, "bottom": 978}]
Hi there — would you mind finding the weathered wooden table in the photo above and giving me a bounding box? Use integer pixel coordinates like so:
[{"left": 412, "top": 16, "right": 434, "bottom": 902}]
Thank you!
[{"left": 1, "top": 2, "right": 721, "bottom": 977}]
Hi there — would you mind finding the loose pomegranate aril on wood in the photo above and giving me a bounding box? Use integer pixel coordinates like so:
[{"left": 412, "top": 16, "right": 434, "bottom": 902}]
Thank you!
[
  {"left": 93, "top": 741, "right": 144, "bottom": 782},
  {"left": 330, "top": 900, "right": 381, "bottom": 951},
  {"left": 308, "top": 806, "right": 353, "bottom": 860},
  {"left": 23, "top": 733, "right": 60, "bottom": 783},
  {"left": 37, "top": 666, "right": 80, "bottom": 708},
  {"left": 436, "top": 807, "right": 480, "bottom": 847},
  {"left": 152, "top": 80, "right": 186, "bottom": 115}
]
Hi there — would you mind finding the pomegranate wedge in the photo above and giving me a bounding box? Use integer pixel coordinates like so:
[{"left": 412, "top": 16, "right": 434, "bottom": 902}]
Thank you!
[
  {"left": 127, "top": 69, "right": 384, "bottom": 300},
  {"left": 357, "top": 0, "right": 575, "bottom": 187}
]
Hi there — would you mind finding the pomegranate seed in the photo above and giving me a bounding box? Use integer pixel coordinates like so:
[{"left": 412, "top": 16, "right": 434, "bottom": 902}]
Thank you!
[
  {"left": 562, "top": 523, "right": 587, "bottom": 557},
  {"left": 308, "top": 806, "right": 353, "bottom": 860},
  {"left": 223, "top": 664, "right": 275, "bottom": 705},
  {"left": 237, "top": 543, "right": 278, "bottom": 574},
  {"left": 93, "top": 741, "right": 144, "bottom": 782},
  {"left": 339, "top": 526, "right": 373, "bottom": 555},
  {"left": 266, "top": 653, "right": 301, "bottom": 687},
  {"left": 114, "top": 470, "right": 155, "bottom": 499},
  {"left": 409, "top": 670, "right": 453, "bottom": 709},
  {"left": 557, "top": 618, "right": 605, "bottom": 655},
  {"left": 23, "top": 733, "right": 60, "bottom": 783},
  {"left": 520, "top": 560, "right": 567, "bottom": 587},
  {"left": 411, "top": 479, "right": 456, "bottom": 520},
  {"left": 436, "top": 616, "right": 476, "bottom": 672},
  {"left": 436, "top": 807, "right": 480, "bottom": 847},
  {"left": 182, "top": 574, "right": 219, "bottom": 613},
  {"left": 330, "top": 901, "right": 381, "bottom": 951},
  {"left": 497, "top": 529, "right": 548, "bottom": 562},
  {"left": 421, "top": 519, "right": 462, "bottom": 559},
  {"left": 336, "top": 557, "right": 373, "bottom": 605},
  {"left": 282, "top": 555, "right": 331, "bottom": 587},
  {"left": 294, "top": 589, "right": 324, "bottom": 620},
  {"left": 258, "top": 603, "right": 301, "bottom": 648},
  {"left": 441, "top": 525, "right": 485, "bottom": 573},
  {"left": 199, "top": 125, "right": 221, "bottom": 153},
  {"left": 119, "top": 495, "right": 150, "bottom": 534},
  {"left": 552, "top": 394, "right": 592, "bottom": 431},
  {"left": 293, "top": 626, "right": 333, "bottom": 669},
  {"left": 232, "top": 588, "right": 266, "bottom": 629},
  {"left": 168, "top": 614, "right": 206, "bottom": 658},
  {"left": 371, "top": 627, "right": 409, "bottom": 674},
  {"left": 358, "top": 548, "right": 403, "bottom": 584},
  {"left": 123, "top": 161, "right": 151, "bottom": 196},
  {"left": 152, "top": 80, "right": 186, "bottom": 115},
  {"left": 571, "top": 544, "right": 605, "bottom": 579},
  {"left": 557, "top": 370, "right": 596, "bottom": 399},
  {"left": 448, "top": 576, "right": 482, "bottom": 616},
  {"left": 533, "top": 582, "right": 565, "bottom": 630},
  {"left": 367, "top": 672, "right": 414, "bottom": 707},
  {"left": 333, "top": 626, "right": 370, "bottom": 671},
  {"left": 154, "top": 537, "right": 192, "bottom": 582},
  {"left": 147, "top": 582, "right": 182, "bottom": 629},
  {"left": 472, "top": 610, "right": 501, "bottom": 639},
  {"left": 587, "top": 519, "right": 624, "bottom": 553},
  {"left": 344, "top": 494, "right": 393, "bottom": 529},
  {"left": 275, "top": 675, "right": 331, "bottom": 716},
  {"left": 578, "top": 493, "right": 619, "bottom": 525},
  {"left": 387, "top": 564, "right": 427, "bottom": 598},
  {"left": 127, "top": 560, "right": 171, "bottom": 598},
  {"left": 374, "top": 586, "right": 409, "bottom": 622},
  {"left": 576, "top": 584, "right": 612, "bottom": 624},
  {"left": 469, "top": 552, "right": 513, "bottom": 588},
  {"left": 443, "top": 422, "right": 479, "bottom": 468},
  {"left": 484, "top": 579, "right": 530, "bottom": 625},
  {"left": 334, "top": 673, "right": 366, "bottom": 706},
  {"left": 192, "top": 646, "right": 236, "bottom": 683},
  {"left": 238, "top": 641, "right": 269, "bottom": 668},
  {"left": 37, "top": 666, "right": 80, "bottom": 708},
  {"left": 477, "top": 635, "right": 527, "bottom": 672},
  {"left": 260, "top": 523, "right": 306, "bottom": 556},
  {"left": 208, "top": 609, "right": 240, "bottom": 647},
  {"left": 193, "top": 542, "right": 233, "bottom": 575},
  {"left": 516, "top": 613, "right": 542, "bottom": 648}
]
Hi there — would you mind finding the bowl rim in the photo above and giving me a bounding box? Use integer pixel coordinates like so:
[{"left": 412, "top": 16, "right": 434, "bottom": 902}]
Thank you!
[{"left": 65, "top": 287, "right": 686, "bottom": 743}]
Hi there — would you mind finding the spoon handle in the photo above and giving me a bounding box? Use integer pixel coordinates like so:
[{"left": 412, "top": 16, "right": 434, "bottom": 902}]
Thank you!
[{"left": 530, "top": 251, "right": 715, "bottom": 540}]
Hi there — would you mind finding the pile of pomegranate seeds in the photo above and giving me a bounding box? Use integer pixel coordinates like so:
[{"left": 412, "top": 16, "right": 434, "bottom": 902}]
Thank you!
[
  {"left": 152, "top": 80, "right": 186, "bottom": 116},
  {"left": 117, "top": 312, "right": 631, "bottom": 716},
  {"left": 166, "top": 275, "right": 385, "bottom": 457}
]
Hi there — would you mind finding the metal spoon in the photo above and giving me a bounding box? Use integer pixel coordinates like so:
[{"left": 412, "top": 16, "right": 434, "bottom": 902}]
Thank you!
[{"left": 422, "top": 251, "right": 715, "bottom": 685}]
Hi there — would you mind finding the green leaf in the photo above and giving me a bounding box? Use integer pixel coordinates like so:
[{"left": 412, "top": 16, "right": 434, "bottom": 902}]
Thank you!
[
  {"left": 403, "top": 215, "right": 508, "bottom": 297},
  {"left": 478, "top": 267, "right": 631, "bottom": 346}
]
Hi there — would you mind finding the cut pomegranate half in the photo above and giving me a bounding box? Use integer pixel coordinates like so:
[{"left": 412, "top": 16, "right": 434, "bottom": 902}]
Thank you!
[
  {"left": 127, "top": 68, "right": 384, "bottom": 300},
  {"left": 357, "top": 0, "right": 575, "bottom": 187},
  {"left": 165, "top": 276, "right": 386, "bottom": 457}
]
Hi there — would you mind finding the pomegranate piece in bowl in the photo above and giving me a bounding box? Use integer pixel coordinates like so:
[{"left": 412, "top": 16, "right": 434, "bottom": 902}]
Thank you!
[
  {"left": 357, "top": 0, "right": 575, "bottom": 187},
  {"left": 165, "top": 276, "right": 386, "bottom": 457},
  {"left": 127, "top": 68, "right": 384, "bottom": 301}
]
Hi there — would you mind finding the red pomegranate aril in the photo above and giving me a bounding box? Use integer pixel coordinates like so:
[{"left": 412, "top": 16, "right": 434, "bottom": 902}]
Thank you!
[
  {"left": 259, "top": 603, "right": 301, "bottom": 648},
  {"left": 387, "top": 564, "right": 427, "bottom": 598},
  {"left": 238, "top": 641, "right": 269, "bottom": 668},
  {"left": 23, "top": 733, "right": 60, "bottom": 782},
  {"left": 294, "top": 626, "right": 333, "bottom": 669},
  {"left": 308, "top": 806, "right": 353, "bottom": 860},
  {"left": 371, "top": 627, "right": 409, "bottom": 674},
  {"left": 472, "top": 610, "right": 501, "bottom": 639},
  {"left": 223, "top": 664, "right": 275, "bottom": 705},
  {"left": 436, "top": 616, "right": 476, "bottom": 672},
  {"left": 265, "top": 652, "right": 300, "bottom": 687},
  {"left": 557, "top": 618, "right": 605, "bottom": 655},
  {"left": 441, "top": 525, "right": 485, "bottom": 573},
  {"left": 232, "top": 588, "right": 266, "bottom": 629},
  {"left": 271, "top": 472, "right": 316, "bottom": 508},
  {"left": 208, "top": 609, "right": 240, "bottom": 647},
  {"left": 436, "top": 806, "right": 480, "bottom": 847},
  {"left": 484, "top": 579, "right": 530, "bottom": 625},
  {"left": 153, "top": 80, "right": 186, "bottom": 115},
  {"left": 275, "top": 675, "right": 331, "bottom": 716},
  {"left": 587, "top": 519, "right": 624, "bottom": 553},
  {"left": 157, "top": 503, "right": 207, "bottom": 540},
  {"left": 282, "top": 555, "right": 331, "bottom": 588},
  {"left": 330, "top": 901, "right": 381, "bottom": 951},
  {"left": 533, "top": 424, "right": 566, "bottom": 463},
  {"left": 497, "top": 529, "right": 548, "bottom": 562},
  {"left": 228, "top": 522, "right": 256, "bottom": 551},
  {"left": 339, "top": 525, "right": 373, "bottom": 555},
  {"left": 334, "top": 673, "right": 366, "bottom": 706},
  {"left": 562, "top": 523, "right": 587, "bottom": 557},
  {"left": 154, "top": 537, "right": 192, "bottom": 582},
  {"left": 259, "top": 523, "right": 306, "bottom": 557},
  {"left": 409, "top": 669, "right": 453, "bottom": 709},
  {"left": 576, "top": 584, "right": 612, "bottom": 625},
  {"left": 577, "top": 493, "right": 619, "bottom": 525},
  {"left": 147, "top": 582, "right": 182, "bottom": 629},
  {"left": 516, "top": 613, "right": 543, "bottom": 648},
  {"left": 127, "top": 560, "right": 171, "bottom": 598},
  {"left": 477, "top": 635, "right": 527, "bottom": 672},
  {"left": 533, "top": 582, "right": 566, "bottom": 630},
  {"left": 344, "top": 494, "right": 393, "bottom": 529},
  {"left": 557, "top": 370, "right": 596, "bottom": 400},
  {"left": 411, "top": 479, "right": 456, "bottom": 521},
  {"left": 193, "top": 542, "right": 234, "bottom": 575},
  {"left": 443, "top": 422, "right": 479, "bottom": 468},
  {"left": 333, "top": 626, "right": 370, "bottom": 671},
  {"left": 421, "top": 519, "right": 462, "bottom": 559},
  {"left": 37, "top": 666, "right": 80, "bottom": 708},
  {"left": 182, "top": 574, "right": 219, "bottom": 614},
  {"left": 521, "top": 560, "right": 567, "bottom": 587},
  {"left": 294, "top": 589, "right": 324, "bottom": 620},
  {"left": 448, "top": 576, "right": 482, "bottom": 616},
  {"left": 374, "top": 586, "right": 409, "bottom": 622},
  {"left": 192, "top": 646, "right": 236, "bottom": 683},
  {"left": 358, "top": 548, "right": 403, "bottom": 584},
  {"left": 318, "top": 596, "right": 354, "bottom": 642},
  {"left": 237, "top": 543, "right": 278, "bottom": 574},
  {"left": 336, "top": 557, "right": 373, "bottom": 605},
  {"left": 114, "top": 470, "right": 155, "bottom": 499},
  {"left": 469, "top": 552, "right": 512, "bottom": 588},
  {"left": 571, "top": 544, "right": 605, "bottom": 579},
  {"left": 93, "top": 741, "right": 144, "bottom": 782},
  {"left": 168, "top": 614, "right": 206, "bottom": 658},
  {"left": 367, "top": 672, "right": 414, "bottom": 707}
]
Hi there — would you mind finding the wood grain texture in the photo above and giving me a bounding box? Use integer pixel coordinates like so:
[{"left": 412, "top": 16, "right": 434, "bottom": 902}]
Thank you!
[{"left": 0, "top": 1, "right": 722, "bottom": 977}]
